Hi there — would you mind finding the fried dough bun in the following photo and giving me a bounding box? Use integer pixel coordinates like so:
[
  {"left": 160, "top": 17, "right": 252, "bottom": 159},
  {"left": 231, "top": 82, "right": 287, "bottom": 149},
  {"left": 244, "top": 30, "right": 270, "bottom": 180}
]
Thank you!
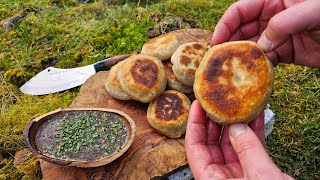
[
  {"left": 105, "top": 61, "right": 132, "bottom": 100},
  {"left": 171, "top": 42, "right": 209, "bottom": 86},
  {"left": 194, "top": 41, "right": 274, "bottom": 125},
  {"left": 163, "top": 60, "right": 193, "bottom": 94},
  {"left": 147, "top": 90, "right": 191, "bottom": 138},
  {"left": 141, "top": 33, "right": 180, "bottom": 61},
  {"left": 118, "top": 54, "right": 167, "bottom": 103}
]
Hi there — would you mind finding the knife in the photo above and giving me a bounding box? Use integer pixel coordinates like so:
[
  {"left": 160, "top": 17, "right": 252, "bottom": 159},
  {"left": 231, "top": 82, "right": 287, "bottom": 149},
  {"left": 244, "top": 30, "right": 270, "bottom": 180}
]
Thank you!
[{"left": 20, "top": 54, "right": 132, "bottom": 95}]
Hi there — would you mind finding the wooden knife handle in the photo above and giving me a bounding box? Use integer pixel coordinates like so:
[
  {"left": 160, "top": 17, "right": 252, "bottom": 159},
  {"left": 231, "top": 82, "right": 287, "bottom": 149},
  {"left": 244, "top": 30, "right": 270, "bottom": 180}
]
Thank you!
[{"left": 93, "top": 54, "right": 132, "bottom": 72}]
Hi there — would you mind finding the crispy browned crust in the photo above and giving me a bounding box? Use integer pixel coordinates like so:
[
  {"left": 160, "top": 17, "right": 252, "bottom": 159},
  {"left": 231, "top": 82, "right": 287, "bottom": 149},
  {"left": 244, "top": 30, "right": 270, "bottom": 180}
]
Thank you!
[
  {"left": 194, "top": 41, "right": 274, "bottom": 125},
  {"left": 171, "top": 42, "right": 209, "bottom": 86},
  {"left": 105, "top": 61, "right": 132, "bottom": 100},
  {"left": 163, "top": 61, "right": 193, "bottom": 94},
  {"left": 119, "top": 54, "right": 167, "bottom": 103},
  {"left": 141, "top": 33, "right": 180, "bottom": 61},
  {"left": 147, "top": 90, "right": 191, "bottom": 138}
]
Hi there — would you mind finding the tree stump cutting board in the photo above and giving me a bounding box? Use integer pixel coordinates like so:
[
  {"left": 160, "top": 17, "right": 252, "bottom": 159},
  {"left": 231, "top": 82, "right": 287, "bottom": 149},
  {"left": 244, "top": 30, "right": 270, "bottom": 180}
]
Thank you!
[{"left": 40, "top": 29, "right": 213, "bottom": 180}]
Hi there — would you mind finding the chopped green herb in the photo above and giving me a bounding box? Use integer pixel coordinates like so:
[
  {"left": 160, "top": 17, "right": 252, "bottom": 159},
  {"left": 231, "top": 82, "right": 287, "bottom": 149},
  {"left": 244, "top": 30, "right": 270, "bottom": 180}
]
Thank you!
[{"left": 36, "top": 111, "right": 128, "bottom": 161}]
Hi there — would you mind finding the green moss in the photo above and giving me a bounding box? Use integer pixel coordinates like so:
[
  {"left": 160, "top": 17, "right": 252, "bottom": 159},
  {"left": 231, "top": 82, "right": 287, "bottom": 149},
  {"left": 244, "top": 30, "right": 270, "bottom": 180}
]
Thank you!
[
  {"left": 0, "top": 8, "right": 12, "bottom": 20},
  {"left": 0, "top": 159, "right": 24, "bottom": 180},
  {"left": 0, "top": 91, "right": 76, "bottom": 178},
  {"left": 1, "top": 92, "right": 77, "bottom": 134},
  {"left": 89, "top": 22, "right": 151, "bottom": 55},
  {"left": 50, "top": 0, "right": 78, "bottom": 7},
  {"left": 4, "top": 68, "right": 35, "bottom": 86},
  {"left": 15, "top": 155, "right": 41, "bottom": 180}
]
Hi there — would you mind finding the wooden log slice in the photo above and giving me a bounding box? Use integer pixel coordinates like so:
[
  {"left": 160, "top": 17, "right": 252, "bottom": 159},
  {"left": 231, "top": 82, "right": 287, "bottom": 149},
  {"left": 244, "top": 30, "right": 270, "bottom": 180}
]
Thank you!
[
  {"left": 40, "top": 71, "right": 186, "bottom": 180},
  {"left": 171, "top": 28, "right": 213, "bottom": 44},
  {"left": 40, "top": 28, "right": 212, "bottom": 180}
]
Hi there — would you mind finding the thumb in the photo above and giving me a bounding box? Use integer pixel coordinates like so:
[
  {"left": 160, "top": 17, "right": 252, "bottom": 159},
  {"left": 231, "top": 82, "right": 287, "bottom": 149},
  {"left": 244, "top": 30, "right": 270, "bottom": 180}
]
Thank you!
[
  {"left": 229, "top": 123, "right": 284, "bottom": 179},
  {"left": 257, "top": 0, "right": 320, "bottom": 52}
]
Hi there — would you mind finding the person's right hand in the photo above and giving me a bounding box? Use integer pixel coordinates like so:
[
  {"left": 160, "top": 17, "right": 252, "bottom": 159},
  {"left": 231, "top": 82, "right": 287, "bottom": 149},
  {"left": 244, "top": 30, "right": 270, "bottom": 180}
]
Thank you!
[{"left": 211, "top": 0, "right": 320, "bottom": 68}]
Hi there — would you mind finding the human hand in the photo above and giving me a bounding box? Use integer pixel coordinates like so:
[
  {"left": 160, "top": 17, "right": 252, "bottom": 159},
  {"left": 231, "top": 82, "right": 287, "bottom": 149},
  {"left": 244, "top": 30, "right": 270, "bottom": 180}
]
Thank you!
[
  {"left": 185, "top": 100, "right": 293, "bottom": 180},
  {"left": 211, "top": 0, "right": 320, "bottom": 68}
]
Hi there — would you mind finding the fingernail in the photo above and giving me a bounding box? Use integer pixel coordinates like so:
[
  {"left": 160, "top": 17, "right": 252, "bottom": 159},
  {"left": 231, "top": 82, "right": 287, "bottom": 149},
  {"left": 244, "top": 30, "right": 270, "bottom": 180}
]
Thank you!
[
  {"left": 257, "top": 35, "right": 272, "bottom": 52},
  {"left": 210, "top": 34, "right": 217, "bottom": 47},
  {"left": 230, "top": 124, "right": 247, "bottom": 138}
]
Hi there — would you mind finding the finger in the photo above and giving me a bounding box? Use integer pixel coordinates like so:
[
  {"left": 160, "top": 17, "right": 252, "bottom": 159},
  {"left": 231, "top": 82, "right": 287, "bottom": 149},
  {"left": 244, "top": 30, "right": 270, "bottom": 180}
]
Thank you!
[
  {"left": 206, "top": 117, "right": 224, "bottom": 164},
  {"left": 273, "top": 38, "right": 294, "bottom": 64},
  {"left": 185, "top": 100, "right": 207, "bottom": 146},
  {"left": 266, "top": 51, "right": 280, "bottom": 66},
  {"left": 246, "top": 34, "right": 293, "bottom": 66},
  {"left": 211, "top": 0, "right": 264, "bottom": 46},
  {"left": 229, "top": 123, "right": 284, "bottom": 179},
  {"left": 284, "top": 0, "right": 306, "bottom": 8},
  {"left": 185, "top": 100, "right": 215, "bottom": 175},
  {"left": 206, "top": 117, "right": 223, "bottom": 145},
  {"left": 245, "top": 35, "right": 280, "bottom": 66},
  {"left": 248, "top": 112, "right": 265, "bottom": 144},
  {"left": 220, "top": 126, "right": 239, "bottom": 164},
  {"left": 222, "top": 112, "right": 265, "bottom": 164},
  {"left": 258, "top": 0, "right": 284, "bottom": 21},
  {"left": 264, "top": 38, "right": 293, "bottom": 66},
  {"left": 258, "top": 0, "right": 320, "bottom": 52},
  {"left": 229, "top": 21, "right": 260, "bottom": 41},
  {"left": 248, "top": 35, "right": 260, "bottom": 42},
  {"left": 245, "top": 35, "right": 284, "bottom": 66}
]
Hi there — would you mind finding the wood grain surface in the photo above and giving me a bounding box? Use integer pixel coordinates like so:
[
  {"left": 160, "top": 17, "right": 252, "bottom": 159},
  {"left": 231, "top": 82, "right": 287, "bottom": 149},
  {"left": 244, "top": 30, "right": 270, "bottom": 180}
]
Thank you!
[
  {"left": 171, "top": 28, "right": 212, "bottom": 44},
  {"left": 40, "top": 29, "right": 212, "bottom": 180}
]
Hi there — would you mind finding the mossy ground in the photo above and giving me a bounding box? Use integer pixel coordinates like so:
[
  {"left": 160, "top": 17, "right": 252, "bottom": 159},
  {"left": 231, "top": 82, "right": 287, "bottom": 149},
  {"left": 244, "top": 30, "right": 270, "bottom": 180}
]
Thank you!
[{"left": 0, "top": 0, "right": 319, "bottom": 179}]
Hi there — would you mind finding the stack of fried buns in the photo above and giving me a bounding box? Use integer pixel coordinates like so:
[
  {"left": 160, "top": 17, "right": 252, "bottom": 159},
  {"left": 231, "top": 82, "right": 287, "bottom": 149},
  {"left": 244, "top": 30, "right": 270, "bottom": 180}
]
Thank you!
[{"left": 105, "top": 31, "right": 274, "bottom": 137}]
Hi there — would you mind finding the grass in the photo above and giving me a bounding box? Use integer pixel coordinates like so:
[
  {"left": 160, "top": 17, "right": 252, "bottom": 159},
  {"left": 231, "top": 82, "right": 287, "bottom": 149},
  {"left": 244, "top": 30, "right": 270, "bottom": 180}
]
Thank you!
[
  {"left": 0, "top": 0, "right": 319, "bottom": 179},
  {"left": 267, "top": 65, "right": 319, "bottom": 179}
]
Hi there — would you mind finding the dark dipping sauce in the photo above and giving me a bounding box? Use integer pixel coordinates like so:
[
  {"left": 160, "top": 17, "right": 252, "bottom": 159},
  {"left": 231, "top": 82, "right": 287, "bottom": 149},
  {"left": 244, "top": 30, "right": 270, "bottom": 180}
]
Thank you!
[{"left": 35, "top": 111, "right": 128, "bottom": 161}]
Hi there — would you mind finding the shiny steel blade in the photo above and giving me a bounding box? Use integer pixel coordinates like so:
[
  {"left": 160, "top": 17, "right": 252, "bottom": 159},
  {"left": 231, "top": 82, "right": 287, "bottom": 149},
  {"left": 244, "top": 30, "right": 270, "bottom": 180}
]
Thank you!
[{"left": 20, "top": 65, "right": 96, "bottom": 95}]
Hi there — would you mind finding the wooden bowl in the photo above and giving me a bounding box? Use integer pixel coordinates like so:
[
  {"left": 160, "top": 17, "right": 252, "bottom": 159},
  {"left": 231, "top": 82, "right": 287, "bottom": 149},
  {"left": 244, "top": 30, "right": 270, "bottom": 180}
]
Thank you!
[{"left": 23, "top": 108, "right": 136, "bottom": 168}]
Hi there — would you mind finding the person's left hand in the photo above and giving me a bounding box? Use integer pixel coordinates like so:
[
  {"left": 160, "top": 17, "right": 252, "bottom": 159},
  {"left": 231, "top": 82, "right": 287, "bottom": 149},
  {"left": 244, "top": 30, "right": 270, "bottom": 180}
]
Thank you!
[{"left": 185, "top": 100, "right": 293, "bottom": 179}]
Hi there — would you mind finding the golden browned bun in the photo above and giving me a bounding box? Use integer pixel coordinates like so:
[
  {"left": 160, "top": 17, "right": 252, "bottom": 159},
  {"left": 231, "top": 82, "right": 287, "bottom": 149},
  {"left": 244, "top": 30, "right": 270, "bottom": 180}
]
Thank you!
[
  {"left": 194, "top": 41, "right": 274, "bottom": 125},
  {"left": 163, "top": 60, "right": 193, "bottom": 94},
  {"left": 147, "top": 90, "right": 191, "bottom": 138},
  {"left": 118, "top": 54, "right": 167, "bottom": 103},
  {"left": 141, "top": 33, "right": 180, "bottom": 61},
  {"left": 105, "top": 61, "right": 132, "bottom": 100},
  {"left": 171, "top": 42, "right": 209, "bottom": 86}
]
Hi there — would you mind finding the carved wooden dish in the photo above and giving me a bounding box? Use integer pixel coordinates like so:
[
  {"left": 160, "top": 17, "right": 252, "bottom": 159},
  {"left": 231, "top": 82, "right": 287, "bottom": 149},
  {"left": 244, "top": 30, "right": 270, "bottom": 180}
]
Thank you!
[{"left": 23, "top": 108, "right": 136, "bottom": 168}]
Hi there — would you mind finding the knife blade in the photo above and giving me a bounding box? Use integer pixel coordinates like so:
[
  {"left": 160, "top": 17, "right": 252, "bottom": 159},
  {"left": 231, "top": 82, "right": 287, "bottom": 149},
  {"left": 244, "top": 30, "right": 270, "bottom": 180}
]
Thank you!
[{"left": 20, "top": 54, "right": 132, "bottom": 95}]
